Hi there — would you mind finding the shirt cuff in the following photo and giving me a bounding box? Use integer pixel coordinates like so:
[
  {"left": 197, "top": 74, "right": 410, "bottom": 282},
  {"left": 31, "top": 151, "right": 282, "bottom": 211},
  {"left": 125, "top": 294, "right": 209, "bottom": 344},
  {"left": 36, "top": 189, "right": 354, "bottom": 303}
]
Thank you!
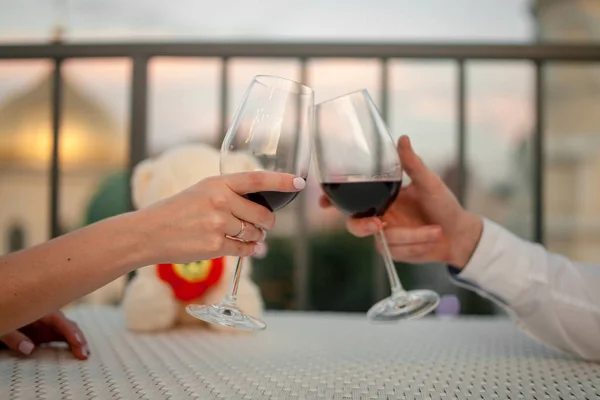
[{"left": 448, "top": 218, "right": 531, "bottom": 308}]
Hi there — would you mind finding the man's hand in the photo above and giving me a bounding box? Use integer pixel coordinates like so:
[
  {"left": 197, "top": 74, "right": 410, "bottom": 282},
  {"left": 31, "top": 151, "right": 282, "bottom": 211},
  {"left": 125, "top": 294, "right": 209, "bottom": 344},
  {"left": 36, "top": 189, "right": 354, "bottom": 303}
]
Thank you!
[{"left": 320, "top": 135, "right": 483, "bottom": 269}]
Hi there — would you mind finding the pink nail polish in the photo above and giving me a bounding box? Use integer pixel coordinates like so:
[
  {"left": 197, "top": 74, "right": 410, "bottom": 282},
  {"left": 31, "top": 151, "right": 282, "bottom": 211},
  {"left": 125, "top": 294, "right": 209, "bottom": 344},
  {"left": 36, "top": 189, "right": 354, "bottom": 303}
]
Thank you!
[
  {"left": 18, "top": 341, "right": 34, "bottom": 355},
  {"left": 293, "top": 177, "right": 306, "bottom": 190},
  {"left": 253, "top": 241, "right": 268, "bottom": 259}
]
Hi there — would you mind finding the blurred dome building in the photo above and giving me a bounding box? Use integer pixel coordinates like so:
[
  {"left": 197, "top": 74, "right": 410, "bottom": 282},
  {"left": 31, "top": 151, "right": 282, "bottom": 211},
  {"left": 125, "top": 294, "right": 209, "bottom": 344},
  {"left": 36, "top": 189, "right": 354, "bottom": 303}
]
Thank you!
[{"left": 0, "top": 72, "right": 126, "bottom": 253}]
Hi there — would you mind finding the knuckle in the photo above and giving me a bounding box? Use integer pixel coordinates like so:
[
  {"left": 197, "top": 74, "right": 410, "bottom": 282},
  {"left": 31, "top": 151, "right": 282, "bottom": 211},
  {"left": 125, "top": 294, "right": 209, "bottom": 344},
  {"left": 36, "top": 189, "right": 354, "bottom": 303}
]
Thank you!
[
  {"left": 206, "top": 214, "right": 227, "bottom": 231},
  {"left": 278, "top": 174, "right": 289, "bottom": 190},
  {"left": 440, "top": 247, "right": 451, "bottom": 263},
  {"left": 239, "top": 243, "right": 253, "bottom": 257},
  {"left": 393, "top": 229, "right": 430, "bottom": 245},
  {"left": 257, "top": 207, "right": 273, "bottom": 226},
  {"left": 235, "top": 242, "right": 245, "bottom": 255},
  {"left": 242, "top": 226, "right": 257, "bottom": 242},
  {"left": 404, "top": 232, "right": 420, "bottom": 245},
  {"left": 203, "top": 176, "right": 220, "bottom": 185},
  {"left": 386, "top": 228, "right": 407, "bottom": 243},
  {"left": 199, "top": 177, "right": 220, "bottom": 192},
  {"left": 407, "top": 244, "right": 427, "bottom": 257},
  {"left": 210, "top": 195, "right": 229, "bottom": 210},
  {"left": 383, "top": 230, "right": 396, "bottom": 243},
  {"left": 347, "top": 222, "right": 365, "bottom": 237},
  {"left": 384, "top": 245, "right": 407, "bottom": 261},
  {"left": 429, "top": 175, "right": 445, "bottom": 191},
  {"left": 248, "top": 172, "right": 264, "bottom": 187},
  {"left": 403, "top": 245, "right": 417, "bottom": 257},
  {"left": 264, "top": 214, "right": 276, "bottom": 230},
  {"left": 208, "top": 235, "right": 224, "bottom": 252},
  {"left": 250, "top": 226, "right": 264, "bottom": 242}
]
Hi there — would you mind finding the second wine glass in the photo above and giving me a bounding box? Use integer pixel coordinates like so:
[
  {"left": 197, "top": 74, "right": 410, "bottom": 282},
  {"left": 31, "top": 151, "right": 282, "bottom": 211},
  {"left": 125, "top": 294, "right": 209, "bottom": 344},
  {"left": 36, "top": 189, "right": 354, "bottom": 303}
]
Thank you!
[
  {"left": 314, "top": 89, "right": 440, "bottom": 322},
  {"left": 186, "top": 75, "right": 314, "bottom": 331}
]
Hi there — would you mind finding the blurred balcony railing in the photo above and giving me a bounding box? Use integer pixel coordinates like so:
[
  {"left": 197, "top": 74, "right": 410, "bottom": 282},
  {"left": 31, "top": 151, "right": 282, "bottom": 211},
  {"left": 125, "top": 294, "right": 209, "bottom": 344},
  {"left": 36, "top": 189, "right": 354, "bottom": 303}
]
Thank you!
[{"left": 2, "top": 41, "right": 600, "bottom": 309}]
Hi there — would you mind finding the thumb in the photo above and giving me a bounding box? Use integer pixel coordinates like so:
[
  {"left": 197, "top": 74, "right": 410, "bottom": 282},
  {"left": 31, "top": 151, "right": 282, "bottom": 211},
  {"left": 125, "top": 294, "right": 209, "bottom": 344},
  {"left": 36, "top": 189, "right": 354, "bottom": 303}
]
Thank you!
[
  {"left": 398, "top": 136, "right": 434, "bottom": 188},
  {"left": 0, "top": 331, "right": 35, "bottom": 355}
]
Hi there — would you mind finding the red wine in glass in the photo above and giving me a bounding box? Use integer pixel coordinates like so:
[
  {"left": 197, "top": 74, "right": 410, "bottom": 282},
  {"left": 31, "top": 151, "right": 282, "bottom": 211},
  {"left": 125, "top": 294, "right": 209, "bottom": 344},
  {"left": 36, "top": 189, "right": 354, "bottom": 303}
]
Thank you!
[
  {"left": 321, "top": 180, "right": 401, "bottom": 218},
  {"left": 314, "top": 89, "right": 440, "bottom": 322},
  {"left": 244, "top": 191, "right": 299, "bottom": 212},
  {"left": 185, "top": 75, "right": 314, "bottom": 331}
]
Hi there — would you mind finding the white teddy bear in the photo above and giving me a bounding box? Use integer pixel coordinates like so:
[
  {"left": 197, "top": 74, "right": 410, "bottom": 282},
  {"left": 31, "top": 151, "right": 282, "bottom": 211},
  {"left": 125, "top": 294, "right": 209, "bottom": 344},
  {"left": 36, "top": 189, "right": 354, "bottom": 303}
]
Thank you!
[{"left": 121, "top": 143, "right": 265, "bottom": 332}]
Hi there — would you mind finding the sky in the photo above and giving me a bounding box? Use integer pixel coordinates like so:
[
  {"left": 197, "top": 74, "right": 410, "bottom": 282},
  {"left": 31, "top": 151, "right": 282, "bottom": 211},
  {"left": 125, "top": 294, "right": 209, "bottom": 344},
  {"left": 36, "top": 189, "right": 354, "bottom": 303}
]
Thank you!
[
  {"left": 0, "top": 0, "right": 537, "bottom": 187},
  {"left": 0, "top": 0, "right": 533, "bottom": 43}
]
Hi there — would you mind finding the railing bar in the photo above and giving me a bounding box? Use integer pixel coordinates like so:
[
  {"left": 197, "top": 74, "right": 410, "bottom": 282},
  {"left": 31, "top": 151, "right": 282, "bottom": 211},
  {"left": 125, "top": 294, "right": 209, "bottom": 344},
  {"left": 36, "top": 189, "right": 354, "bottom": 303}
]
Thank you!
[
  {"left": 457, "top": 59, "right": 467, "bottom": 205},
  {"left": 533, "top": 61, "right": 545, "bottom": 244},
  {"left": 217, "top": 57, "right": 229, "bottom": 146},
  {"left": 293, "top": 58, "right": 310, "bottom": 310},
  {"left": 372, "top": 57, "right": 391, "bottom": 303},
  {"left": 2, "top": 43, "right": 600, "bottom": 61},
  {"left": 50, "top": 58, "right": 62, "bottom": 239},
  {"left": 128, "top": 55, "right": 149, "bottom": 210}
]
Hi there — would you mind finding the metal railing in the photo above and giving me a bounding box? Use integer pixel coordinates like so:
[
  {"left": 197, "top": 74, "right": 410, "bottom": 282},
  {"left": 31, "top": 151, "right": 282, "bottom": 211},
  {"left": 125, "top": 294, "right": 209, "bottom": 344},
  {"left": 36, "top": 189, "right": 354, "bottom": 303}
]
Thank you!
[{"left": 2, "top": 41, "right": 600, "bottom": 309}]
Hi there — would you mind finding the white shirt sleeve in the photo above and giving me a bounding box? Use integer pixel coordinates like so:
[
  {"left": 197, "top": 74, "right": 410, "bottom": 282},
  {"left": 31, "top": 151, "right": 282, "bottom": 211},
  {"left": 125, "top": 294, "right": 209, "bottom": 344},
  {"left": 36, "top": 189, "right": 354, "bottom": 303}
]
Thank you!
[{"left": 449, "top": 218, "right": 600, "bottom": 360}]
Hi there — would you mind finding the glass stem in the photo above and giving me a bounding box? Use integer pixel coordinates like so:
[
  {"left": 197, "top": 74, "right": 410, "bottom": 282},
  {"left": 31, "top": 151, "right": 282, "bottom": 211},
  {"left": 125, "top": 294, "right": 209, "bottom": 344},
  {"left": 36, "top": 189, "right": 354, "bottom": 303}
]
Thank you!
[
  {"left": 223, "top": 257, "right": 243, "bottom": 304},
  {"left": 376, "top": 229, "right": 405, "bottom": 296}
]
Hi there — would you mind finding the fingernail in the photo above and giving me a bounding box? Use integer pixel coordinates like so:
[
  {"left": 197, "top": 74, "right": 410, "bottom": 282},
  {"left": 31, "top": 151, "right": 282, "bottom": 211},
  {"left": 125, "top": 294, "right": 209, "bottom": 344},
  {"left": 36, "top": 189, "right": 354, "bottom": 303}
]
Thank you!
[
  {"left": 293, "top": 177, "right": 306, "bottom": 190},
  {"left": 75, "top": 333, "right": 82, "bottom": 344},
  {"left": 261, "top": 229, "right": 267, "bottom": 241},
  {"left": 18, "top": 341, "right": 34, "bottom": 355},
  {"left": 429, "top": 226, "right": 442, "bottom": 236},
  {"left": 253, "top": 243, "right": 261, "bottom": 255},
  {"left": 253, "top": 241, "right": 268, "bottom": 259},
  {"left": 82, "top": 344, "right": 89, "bottom": 357}
]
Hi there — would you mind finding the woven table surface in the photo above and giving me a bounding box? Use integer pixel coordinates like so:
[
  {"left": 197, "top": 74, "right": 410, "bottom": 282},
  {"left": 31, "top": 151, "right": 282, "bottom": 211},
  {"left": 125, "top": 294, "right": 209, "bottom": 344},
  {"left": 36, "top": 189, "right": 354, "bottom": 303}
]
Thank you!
[{"left": 1, "top": 306, "right": 599, "bottom": 399}]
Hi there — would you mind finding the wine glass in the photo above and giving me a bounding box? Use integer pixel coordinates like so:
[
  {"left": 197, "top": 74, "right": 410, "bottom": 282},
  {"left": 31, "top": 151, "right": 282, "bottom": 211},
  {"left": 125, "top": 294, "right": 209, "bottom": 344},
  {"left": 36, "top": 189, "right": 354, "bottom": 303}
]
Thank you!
[
  {"left": 314, "top": 89, "right": 440, "bottom": 322},
  {"left": 186, "top": 75, "right": 314, "bottom": 330}
]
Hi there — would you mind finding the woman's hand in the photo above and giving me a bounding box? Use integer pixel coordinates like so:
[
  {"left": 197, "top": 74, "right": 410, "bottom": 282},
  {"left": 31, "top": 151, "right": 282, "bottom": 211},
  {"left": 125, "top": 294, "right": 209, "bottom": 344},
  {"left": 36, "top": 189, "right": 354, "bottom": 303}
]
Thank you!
[
  {"left": 0, "top": 171, "right": 305, "bottom": 336},
  {"left": 139, "top": 171, "right": 306, "bottom": 264},
  {"left": 0, "top": 311, "right": 89, "bottom": 360}
]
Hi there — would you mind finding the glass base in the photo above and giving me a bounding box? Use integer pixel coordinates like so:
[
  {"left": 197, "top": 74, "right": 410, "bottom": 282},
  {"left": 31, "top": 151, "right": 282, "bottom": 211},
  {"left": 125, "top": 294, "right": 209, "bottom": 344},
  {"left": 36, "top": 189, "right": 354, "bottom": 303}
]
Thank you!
[
  {"left": 367, "top": 289, "right": 440, "bottom": 322},
  {"left": 185, "top": 303, "right": 266, "bottom": 331}
]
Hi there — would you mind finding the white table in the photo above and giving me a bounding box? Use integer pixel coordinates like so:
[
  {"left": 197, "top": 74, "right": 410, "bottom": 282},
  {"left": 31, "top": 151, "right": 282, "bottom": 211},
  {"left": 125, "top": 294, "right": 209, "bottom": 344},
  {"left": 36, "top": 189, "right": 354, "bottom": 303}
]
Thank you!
[{"left": 1, "top": 306, "right": 599, "bottom": 399}]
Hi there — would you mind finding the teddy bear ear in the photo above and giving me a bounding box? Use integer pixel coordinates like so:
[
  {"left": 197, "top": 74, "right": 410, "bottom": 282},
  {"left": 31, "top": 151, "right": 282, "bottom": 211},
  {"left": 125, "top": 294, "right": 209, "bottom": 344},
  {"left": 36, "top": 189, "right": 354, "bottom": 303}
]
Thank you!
[{"left": 131, "top": 159, "right": 153, "bottom": 209}]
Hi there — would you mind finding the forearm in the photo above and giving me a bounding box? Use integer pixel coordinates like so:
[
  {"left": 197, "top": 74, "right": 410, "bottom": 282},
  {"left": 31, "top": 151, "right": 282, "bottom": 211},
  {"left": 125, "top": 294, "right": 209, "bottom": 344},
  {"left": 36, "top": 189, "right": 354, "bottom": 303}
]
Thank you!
[
  {"left": 451, "top": 218, "right": 600, "bottom": 360},
  {"left": 517, "top": 251, "right": 600, "bottom": 359},
  {"left": 0, "top": 211, "right": 151, "bottom": 335}
]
